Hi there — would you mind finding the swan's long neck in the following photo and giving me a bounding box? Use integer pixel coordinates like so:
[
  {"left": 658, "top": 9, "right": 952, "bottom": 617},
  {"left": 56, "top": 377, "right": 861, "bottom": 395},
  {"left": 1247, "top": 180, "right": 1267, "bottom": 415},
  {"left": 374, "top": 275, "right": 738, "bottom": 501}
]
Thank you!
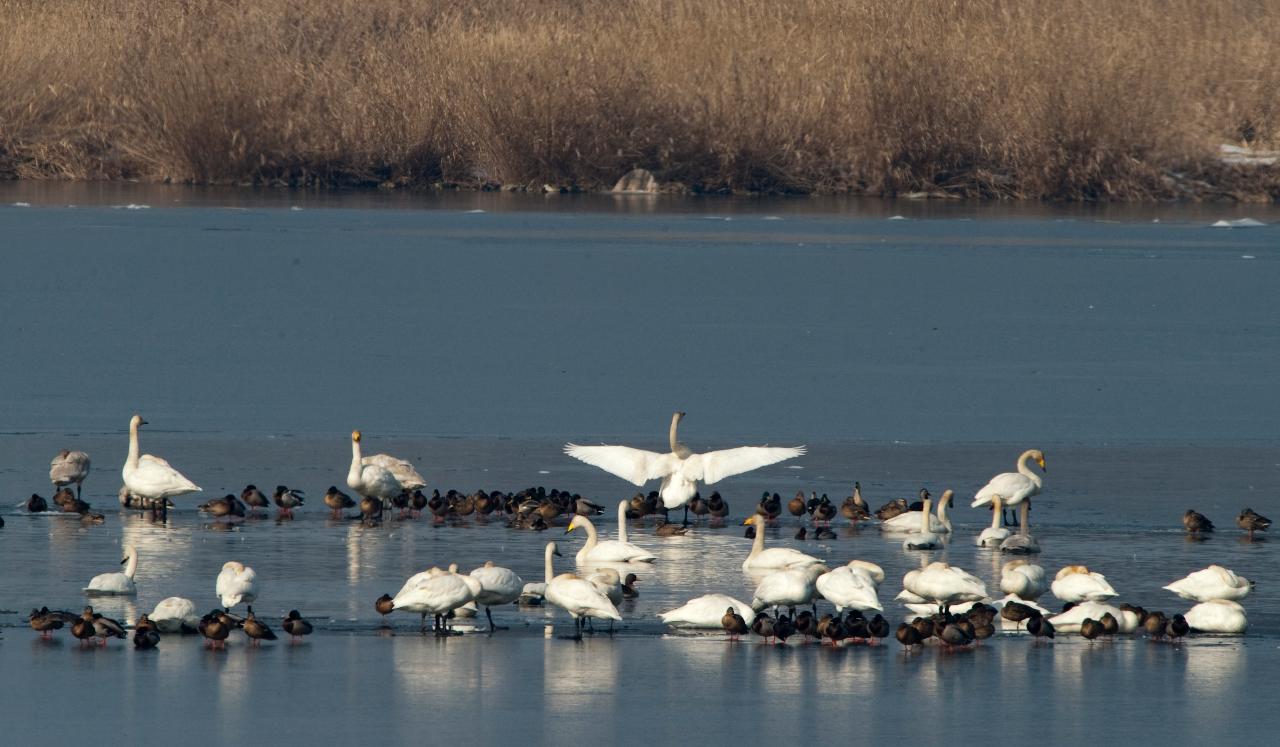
[
  {"left": 348, "top": 439, "right": 363, "bottom": 486},
  {"left": 1018, "top": 501, "right": 1030, "bottom": 537},
  {"left": 1017, "top": 451, "right": 1043, "bottom": 489},
  {"left": 544, "top": 543, "right": 556, "bottom": 583},
  {"left": 617, "top": 501, "right": 629, "bottom": 543},
  {"left": 920, "top": 498, "right": 933, "bottom": 533},
  {"left": 579, "top": 517, "right": 598, "bottom": 550},
  {"left": 124, "top": 550, "right": 138, "bottom": 579},
  {"left": 127, "top": 420, "right": 141, "bottom": 469},
  {"left": 669, "top": 413, "right": 690, "bottom": 459},
  {"left": 989, "top": 495, "right": 1002, "bottom": 530},
  {"left": 750, "top": 518, "right": 765, "bottom": 558}
]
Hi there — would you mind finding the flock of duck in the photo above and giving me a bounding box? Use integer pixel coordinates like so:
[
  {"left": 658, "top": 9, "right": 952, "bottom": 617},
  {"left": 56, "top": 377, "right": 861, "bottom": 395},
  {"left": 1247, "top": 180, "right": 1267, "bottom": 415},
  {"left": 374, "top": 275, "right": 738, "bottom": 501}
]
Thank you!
[{"left": 9, "top": 412, "right": 1271, "bottom": 649}]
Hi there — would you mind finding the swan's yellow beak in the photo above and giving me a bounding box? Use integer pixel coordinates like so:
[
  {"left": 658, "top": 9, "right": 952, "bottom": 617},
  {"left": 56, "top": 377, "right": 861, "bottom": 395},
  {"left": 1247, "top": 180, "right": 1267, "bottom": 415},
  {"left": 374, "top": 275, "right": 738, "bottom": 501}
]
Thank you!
[
  {"left": 565, "top": 522, "right": 577, "bottom": 534},
  {"left": 1037, "top": 454, "right": 1047, "bottom": 471}
]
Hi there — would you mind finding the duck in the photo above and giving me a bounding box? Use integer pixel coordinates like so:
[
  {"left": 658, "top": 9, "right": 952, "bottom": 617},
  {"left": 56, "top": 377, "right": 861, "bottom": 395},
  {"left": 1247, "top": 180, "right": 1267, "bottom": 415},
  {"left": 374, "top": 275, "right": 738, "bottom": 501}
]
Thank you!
[
  {"left": 392, "top": 566, "right": 476, "bottom": 635},
  {"left": 410, "top": 489, "right": 430, "bottom": 517},
  {"left": 150, "top": 597, "right": 200, "bottom": 634},
  {"left": 875, "top": 497, "right": 909, "bottom": 521},
  {"left": 750, "top": 564, "right": 829, "bottom": 613},
  {"left": 1050, "top": 565, "right": 1118, "bottom": 603},
  {"left": 359, "top": 495, "right": 383, "bottom": 523},
  {"left": 970, "top": 449, "right": 1046, "bottom": 538},
  {"left": 658, "top": 593, "right": 755, "bottom": 629},
  {"left": 565, "top": 505, "right": 657, "bottom": 564},
  {"left": 655, "top": 519, "right": 689, "bottom": 536},
  {"left": 273, "top": 485, "right": 305, "bottom": 517},
  {"left": 1183, "top": 599, "right": 1248, "bottom": 634},
  {"left": 1163, "top": 565, "right": 1252, "bottom": 602},
  {"left": 133, "top": 626, "right": 161, "bottom": 649},
  {"left": 1237, "top": 508, "right": 1271, "bottom": 536},
  {"left": 901, "top": 562, "right": 988, "bottom": 611},
  {"left": 688, "top": 493, "right": 709, "bottom": 522},
  {"left": 999, "top": 598, "right": 1048, "bottom": 630},
  {"left": 84, "top": 545, "right": 139, "bottom": 595},
  {"left": 375, "top": 593, "right": 395, "bottom": 619},
  {"left": 976, "top": 494, "right": 1011, "bottom": 547},
  {"left": 282, "top": 610, "right": 314, "bottom": 641},
  {"left": 841, "top": 483, "right": 871, "bottom": 523},
  {"left": 787, "top": 491, "right": 806, "bottom": 519},
  {"left": 707, "top": 491, "right": 729, "bottom": 523},
  {"left": 26, "top": 493, "right": 48, "bottom": 512},
  {"left": 544, "top": 561, "right": 622, "bottom": 640},
  {"left": 740, "top": 514, "right": 824, "bottom": 570},
  {"left": 122, "top": 415, "right": 202, "bottom": 502},
  {"left": 812, "top": 495, "right": 836, "bottom": 526},
  {"left": 1183, "top": 509, "right": 1214, "bottom": 533},
  {"left": 895, "top": 622, "right": 924, "bottom": 649},
  {"left": 1079, "top": 618, "right": 1104, "bottom": 641},
  {"left": 80, "top": 606, "right": 127, "bottom": 645},
  {"left": 468, "top": 561, "right": 524, "bottom": 631},
  {"left": 882, "top": 489, "right": 952, "bottom": 533},
  {"left": 323, "top": 486, "right": 356, "bottom": 518},
  {"left": 815, "top": 564, "right": 883, "bottom": 613},
  {"left": 721, "top": 607, "right": 749, "bottom": 639},
  {"left": 241, "top": 608, "right": 277, "bottom": 645},
  {"left": 241, "top": 485, "right": 270, "bottom": 514},
  {"left": 346, "top": 430, "right": 404, "bottom": 510},
  {"left": 50, "top": 449, "right": 91, "bottom": 499},
  {"left": 201, "top": 611, "right": 233, "bottom": 649},
  {"left": 216, "top": 561, "right": 258, "bottom": 610},
  {"left": 621, "top": 573, "right": 639, "bottom": 599},
  {"left": 999, "top": 561, "right": 1047, "bottom": 601},
  {"left": 29, "top": 607, "right": 76, "bottom": 638},
  {"left": 1027, "top": 613, "right": 1055, "bottom": 641},
  {"left": 751, "top": 612, "right": 776, "bottom": 644},
  {"left": 199, "top": 494, "right": 246, "bottom": 520},
  {"left": 1166, "top": 614, "right": 1190, "bottom": 641},
  {"left": 564, "top": 411, "right": 805, "bottom": 524}
]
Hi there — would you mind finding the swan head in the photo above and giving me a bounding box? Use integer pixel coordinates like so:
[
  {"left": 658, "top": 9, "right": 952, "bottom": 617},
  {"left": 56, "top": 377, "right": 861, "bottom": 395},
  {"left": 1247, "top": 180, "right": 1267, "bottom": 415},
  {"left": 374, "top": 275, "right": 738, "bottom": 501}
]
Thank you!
[
  {"left": 940, "top": 489, "right": 954, "bottom": 507},
  {"left": 742, "top": 514, "right": 763, "bottom": 527},
  {"left": 673, "top": 411, "right": 686, "bottom": 423},
  {"left": 1029, "top": 449, "right": 1047, "bottom": 471},
  {"left": 221, "top": 561, "right": 246, "bottom": 573},
  {"left": 130, "top": 414, "right": 148, "bottom": 428},
  {"left": 1056, "top": 564, "right": 1090, "bottom": 579},
  {"left": 351, "top": 430, "right": 362, "bottom": 443},
  {"left": 547, "top": 542, "right": 562, "bottom": 557},
  {"left": 565, "top": 517, "right": 581, "bottom": 534},
  {"left": 120, "top": 545, "right": 136, "bottom": 564}
]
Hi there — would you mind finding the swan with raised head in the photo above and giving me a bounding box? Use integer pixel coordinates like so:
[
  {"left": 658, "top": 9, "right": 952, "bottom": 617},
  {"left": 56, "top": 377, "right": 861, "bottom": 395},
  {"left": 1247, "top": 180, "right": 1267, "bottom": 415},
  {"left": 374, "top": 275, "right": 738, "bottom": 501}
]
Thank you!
[
  {"left": 215, "top": 561, "right": 258, "bottom": 610},
  {"left": 751, "top": 564, "right": 829, "bottom": 612},
  {"left": 122, "top": 415, "right": 201, "bottom": 501},
  {"left": 970, "top": 449, "right": 1046, "bottom": 536},
  {"left": 741, "top": 514, "right": 824, "bottom": 570},
  {"left": 469, "top": 561, "right": 524, "bottom": 631},
  {"left": 903, "top": 492, "right": 944, "bottom": 550},
  {"left": 1048, "top": 601, "right": 1139, "bottom": 634},
  {"left": 1050, "top": 565, "right": 1118, "bottom": 603},
  {"left": 346, "top": 430, "right": 403, "bottom": 508},
  {"left": 901, "top": 562, "right": 988, "bottom": 610},
  {"left": 881, "top": 489, "right": 952, "bottom": 533},
  {"left": 85, "top": 546, "right": 138, "bottom": 595},
  {"left": 544, "top": 552, "right": 622, "bottom": 639},
  {"left": 50, "top": 449, "right": 91, "bottom": 499},
  {"left": 564, "top": 412, "right": 805, "bottom": 521},
  {"left": 392, "top": 567, "right": 476, "bottom": 634},
  {"left": 658, "top": 593, "right": 755, "bottom": 628},
  {"left": 976, "top": 495, "right": 1011, "bottom": 547},
  {"left": 566, "top": 511, "right": 657, "bottom": 564},
  {"left": 815, "top": 565, "right": 883, "bottom": 612},
  {"left": 1000, "top": 560, "right": 1047, "bottom": 601},
  {"left": 149, "top": 597, "right": 200, "bottom": 633},
  {"left": 519, "top": 542, "right": 561, "bottom": 604},
  {"left": 1183, "top": 599, "right": 1248, "bottom": 634},
  {"left": 1163, "top": 565, "right": 1252, "bottom": 602}
]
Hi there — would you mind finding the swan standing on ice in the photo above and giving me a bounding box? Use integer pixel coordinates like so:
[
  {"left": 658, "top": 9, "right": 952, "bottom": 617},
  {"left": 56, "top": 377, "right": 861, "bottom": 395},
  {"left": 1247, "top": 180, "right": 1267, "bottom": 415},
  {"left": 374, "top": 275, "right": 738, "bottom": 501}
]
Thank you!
[
  {"left": 741, "top": 514, "right": 824, "bottom": 570},
  {"left": 1163, "top": 565, "right": 1252, "bottom": 602},
  {"left": 392, "top": 567, "right": 476, "bottom": 635},
  {"left": 659, "top": 593, "right": 755, "bottom": 629},
  {"left": 122, "top": 415, "right": 201, "bottom": 502},
  {"left": 50, "top": 449, "right": 91, "bottom": 499},
  {"left": 565, "top": 511, "right": 657, "bottom": 564},
  {"left": 470, "top": 561, "right": 524, "bottom": 631},
  {"left": 85, "top": 546, "right": 138, "bottom": 595},
  {"left": 564, "top": 412, "right": 805, "bottom": 525},
  {"left": 150, "top": 597, "right": 200, "bottom": 633},
  {"left": 543, "top": 548, "right": 622, "bottom": 640},
  {"left": 216, "top": 561, "right": 259, "bottom": 610},
  {"left": 346, "top": 430, "right": 403, "bottom": 509},
  {"left": 971, "top": 449, "right": 1045, "bottom": 539}
]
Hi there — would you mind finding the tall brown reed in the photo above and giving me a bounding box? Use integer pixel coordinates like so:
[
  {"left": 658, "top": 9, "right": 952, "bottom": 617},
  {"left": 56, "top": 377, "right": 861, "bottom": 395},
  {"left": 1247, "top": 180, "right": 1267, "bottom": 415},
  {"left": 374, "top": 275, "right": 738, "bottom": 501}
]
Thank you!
[{"left": 1, "top": 0, "right": 1277, "bottom": 198}]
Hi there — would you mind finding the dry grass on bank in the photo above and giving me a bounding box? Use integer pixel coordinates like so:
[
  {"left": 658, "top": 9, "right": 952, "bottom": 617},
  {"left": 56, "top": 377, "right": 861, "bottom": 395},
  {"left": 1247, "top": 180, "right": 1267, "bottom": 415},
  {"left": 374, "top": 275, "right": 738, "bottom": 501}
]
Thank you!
[{"left": 1, "top": 0, "right": 1278, "bottom": 199}]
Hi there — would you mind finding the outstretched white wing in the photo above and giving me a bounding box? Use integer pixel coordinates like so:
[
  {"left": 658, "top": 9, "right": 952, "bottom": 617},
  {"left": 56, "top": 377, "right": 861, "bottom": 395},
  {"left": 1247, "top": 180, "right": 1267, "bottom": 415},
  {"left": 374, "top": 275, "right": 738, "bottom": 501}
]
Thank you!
[
  {"left": 563, "top": 444, "right": 677, "bottom": 486},
  {"left": 683, "top": 445, "right": 806, "bottom": 484}
]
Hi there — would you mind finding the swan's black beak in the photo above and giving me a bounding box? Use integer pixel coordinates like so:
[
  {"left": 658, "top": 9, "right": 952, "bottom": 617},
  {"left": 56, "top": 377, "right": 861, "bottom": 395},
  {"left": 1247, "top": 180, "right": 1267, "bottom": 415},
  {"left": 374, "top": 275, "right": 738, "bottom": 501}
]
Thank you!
[
  {"left": 120, "top": 558, "right": 128, "bottom": 565},
  {"left": 140, "top": 420, "right": 149, "bottom": 426}
]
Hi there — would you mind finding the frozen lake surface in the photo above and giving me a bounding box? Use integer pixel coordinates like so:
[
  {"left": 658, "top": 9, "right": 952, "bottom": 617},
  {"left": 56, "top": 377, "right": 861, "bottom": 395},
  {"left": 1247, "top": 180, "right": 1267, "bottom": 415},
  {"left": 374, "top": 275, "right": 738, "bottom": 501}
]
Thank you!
[{"left": 1, "top": 185, "right": 1278, "bottom": 743}]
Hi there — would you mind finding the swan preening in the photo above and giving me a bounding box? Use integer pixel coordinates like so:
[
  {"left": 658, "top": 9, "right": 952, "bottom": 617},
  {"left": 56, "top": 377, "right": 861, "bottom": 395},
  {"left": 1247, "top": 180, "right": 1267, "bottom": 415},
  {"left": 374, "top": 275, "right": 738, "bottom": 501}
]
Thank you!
[
  {"left": 122, "top": 415, "right": 201, "bottom": 501},
  {"left": 391, "top": 566, "right": 475, "bottom": 634},
  {"left": 150, "top": 597, "right": 200, "bottom": 633},
  {"left": 565, "top": 503, "right": 657, "bottom": 564},
  {"left": 564, "top": 411, "right": 805, "bottom": 521},
  {"left": 1183, "top": 599, "right": 1248, "bottom": 633},
  {"left": 815, "top": 561, "right": 884, "bottom": 612},
  {"left": 1163, "top": 565, "right": 1252, "bottom": 602},
  {"left": 216, "top": 561, "right": 258, "bottom": 610},
  {"left": 751, "top": 563, "right": 829, "bottom": 612},
  {"left": 1050, "top": 565, "right": 1118, "bottom": 603},
  {"left": 1000, "top": 561, "right": 1046, "bottom": 601},
  {"left": 902, "top": 562, "right": 988, "bottom": 610},
  {"left": 84, "top": 545, "right": 138, "bottom": 595},
  {"left": 50, "top": 449, "right": 91, "bottom": 499}
]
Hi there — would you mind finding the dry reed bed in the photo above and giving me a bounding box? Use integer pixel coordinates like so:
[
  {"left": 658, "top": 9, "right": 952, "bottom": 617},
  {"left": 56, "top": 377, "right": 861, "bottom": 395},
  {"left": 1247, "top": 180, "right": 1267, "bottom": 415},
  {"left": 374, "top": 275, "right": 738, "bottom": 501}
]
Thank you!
[{"left": 1, "top": 0, "right": 1278, "bottom": 199}]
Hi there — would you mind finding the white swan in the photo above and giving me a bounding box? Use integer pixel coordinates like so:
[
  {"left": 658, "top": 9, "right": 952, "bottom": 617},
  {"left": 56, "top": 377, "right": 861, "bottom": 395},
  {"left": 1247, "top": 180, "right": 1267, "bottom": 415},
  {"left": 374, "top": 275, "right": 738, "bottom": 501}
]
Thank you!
[
  {"left": 216, "top": 561, "right": 258, "bottom": 610},
  {"left": 881, "top": 489, "right": 952, "bottom": 533},
  {"left": 751, "top": 564, "right": 828, "bottom": 612},
  {"left": 361, "top": 453, "right": 427, "bottom": 491},
  {"left": 519, "top": 542, "right": 560, "bottom": 604},
  {"left": 1048, "top": 601, "right": 1139, "bottom": 634},
  {"left": 658, "top": 593, "right": 755, "bottom": 628},
  {"left": 902, "top": 562, "right": 988, "bottom": 609},
  {"left": 1163, "top": 565, "right": 1252, "bottom": 602},
  {"left": 346, "top": 430, "right": 403, "bottom": 507},
  {"left": 815, "top": 565, "right": 883, "bottom": 612},
  {"left": 392, "top": 567, "right": 476, "bottom": 632},
  {"left": 1183, "top": 599, "right": 1248, "bottom": 634},
  {"left": 585, "top": 567, "right": 623, "bottom": 605},
  {"left": 50, "top": 449, "right": 91, "bottom": 498},
  {"left": 566, "top": 513, "right": 657, "bottom": 564},
  {"left": 999, "top": 561, "right": 1047, "bottom": 601},
  {"left": 122, "top": 415, "right": 201, "bottom": 501},
  {"left": 741, "top": 514, "right": 824, "bottom": 570},
  {"left": 470, "top": 561, "right": 524, "bottom": 628},
  {"left": 150, "top": 597, "right": 200, "bottom": 633},
  {"left": 544, "top": 551, "right": 622, "bottom": 638},
  {"left": 976, "top": 495, "right": 1011, "bottom": 547},
  {"left": 903, "top": 493, "right": 943, "bottom": 550},
  {"left": 970, "top": 449, "right": 1045, "bottom": 536},
  {"left": 85, "top": 545, "right": 138, "bottom": 595},
  {"left": 564, "top": 411, "right": 805, "bottom": 512},
  {"left": 1050, "top": 565, "right": 1118, "bottom": 603},
  {"left": 846, "top": 560, "right": 885, "bottom": 587}
]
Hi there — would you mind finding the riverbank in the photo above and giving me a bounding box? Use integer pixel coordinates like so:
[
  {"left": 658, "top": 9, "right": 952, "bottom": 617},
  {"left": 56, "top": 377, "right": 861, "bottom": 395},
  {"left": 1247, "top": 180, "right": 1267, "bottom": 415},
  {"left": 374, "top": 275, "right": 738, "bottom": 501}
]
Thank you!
[{"left": 2, "top": 0, "right": 1279, "bottom": 200}]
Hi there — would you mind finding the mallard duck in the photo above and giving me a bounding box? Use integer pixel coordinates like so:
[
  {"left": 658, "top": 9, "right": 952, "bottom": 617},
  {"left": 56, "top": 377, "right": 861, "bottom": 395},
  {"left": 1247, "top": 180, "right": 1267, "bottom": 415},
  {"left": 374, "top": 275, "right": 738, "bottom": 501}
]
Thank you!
[
  {"left": 1183, "top": 509, "right": 1214, "bottom": 533},
  {"left": 241, "top": 485, "right": 270, "bottom": 514},
  {"left": 722, "top": 607, "right": 749, "bottom": 639},
  {"left": 1237, "top": 508, "right": 1271, "bottom": 536},
  {"left": 243, "top": 608, "right": 278, "bottom": 645},
  {"left": 273, "top": 485, "right": 305, "bottom": 518},
  {"left": 282, "top": 610, "right": 313, "bottom": 641}
]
